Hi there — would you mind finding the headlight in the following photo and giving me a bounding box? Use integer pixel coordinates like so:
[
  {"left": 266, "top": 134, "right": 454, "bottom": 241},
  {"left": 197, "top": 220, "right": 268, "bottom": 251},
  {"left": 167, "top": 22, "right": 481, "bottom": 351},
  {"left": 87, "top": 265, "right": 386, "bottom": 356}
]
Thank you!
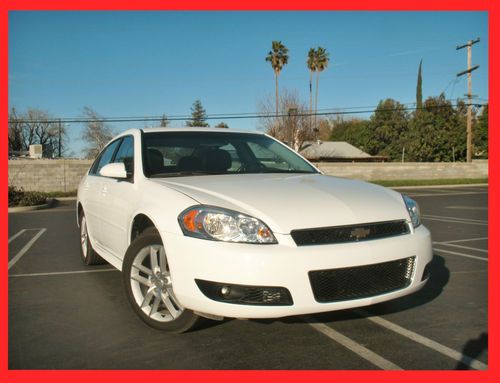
[
  {"left": 178, "top": 206, "right": 277, "bottom": 244},
  {"left": 403, "top": 195, "right": 421, "bottom": 228}
]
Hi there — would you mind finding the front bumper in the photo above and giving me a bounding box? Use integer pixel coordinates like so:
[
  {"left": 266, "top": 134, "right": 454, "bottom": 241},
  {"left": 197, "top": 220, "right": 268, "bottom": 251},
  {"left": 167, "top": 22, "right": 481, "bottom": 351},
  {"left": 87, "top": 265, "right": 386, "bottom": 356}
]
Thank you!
[{"left": 163, "top": 225, "right": 433, "bottom": 319}]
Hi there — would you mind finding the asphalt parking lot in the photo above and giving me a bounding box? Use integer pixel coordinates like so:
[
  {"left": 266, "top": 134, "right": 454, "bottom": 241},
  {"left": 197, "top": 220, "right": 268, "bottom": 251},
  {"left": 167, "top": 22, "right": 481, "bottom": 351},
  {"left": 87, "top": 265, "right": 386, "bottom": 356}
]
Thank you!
[{"left": 8, "top": 185, "right": 488, "bottom": 370}]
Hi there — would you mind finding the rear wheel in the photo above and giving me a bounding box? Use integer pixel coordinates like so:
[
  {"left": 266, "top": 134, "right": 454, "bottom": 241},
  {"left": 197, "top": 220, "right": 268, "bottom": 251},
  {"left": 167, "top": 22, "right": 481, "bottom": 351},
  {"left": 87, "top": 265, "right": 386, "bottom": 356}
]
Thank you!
[
  {"left": 122, "top": 228, "right": 200, "bottom": 332},
  {"left": 79, "top": 213, "right": 105, "bottom": 265}
]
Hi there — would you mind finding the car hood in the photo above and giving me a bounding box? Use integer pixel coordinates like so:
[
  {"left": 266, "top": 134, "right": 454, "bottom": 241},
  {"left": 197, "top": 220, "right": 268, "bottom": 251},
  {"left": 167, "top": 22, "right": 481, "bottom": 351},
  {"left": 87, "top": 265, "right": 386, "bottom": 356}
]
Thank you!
[{"left": 151, "top": 174, "right": 410, "bottom": 234}]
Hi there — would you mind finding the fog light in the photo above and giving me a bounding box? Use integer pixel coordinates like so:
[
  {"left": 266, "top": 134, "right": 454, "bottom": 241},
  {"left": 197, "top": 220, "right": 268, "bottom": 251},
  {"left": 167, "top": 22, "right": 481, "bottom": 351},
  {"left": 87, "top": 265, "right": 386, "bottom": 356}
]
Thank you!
[{"left": 195, "top": 279, "right": 293, "bottom": 306}]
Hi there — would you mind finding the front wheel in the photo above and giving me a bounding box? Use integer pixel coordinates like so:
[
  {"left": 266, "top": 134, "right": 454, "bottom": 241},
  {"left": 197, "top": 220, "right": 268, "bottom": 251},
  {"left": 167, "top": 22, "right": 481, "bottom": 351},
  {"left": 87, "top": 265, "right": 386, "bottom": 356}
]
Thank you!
[{"left": 122, "top": 228, "right": 200, "bottom": 333}]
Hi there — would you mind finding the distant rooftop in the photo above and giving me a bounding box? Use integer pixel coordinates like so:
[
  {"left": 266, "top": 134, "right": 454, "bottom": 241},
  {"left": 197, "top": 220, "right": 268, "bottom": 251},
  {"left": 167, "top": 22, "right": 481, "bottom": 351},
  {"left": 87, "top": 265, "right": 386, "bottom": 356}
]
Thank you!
[{"left": 300, "top": 141, "right": 371, "bottom": 159}]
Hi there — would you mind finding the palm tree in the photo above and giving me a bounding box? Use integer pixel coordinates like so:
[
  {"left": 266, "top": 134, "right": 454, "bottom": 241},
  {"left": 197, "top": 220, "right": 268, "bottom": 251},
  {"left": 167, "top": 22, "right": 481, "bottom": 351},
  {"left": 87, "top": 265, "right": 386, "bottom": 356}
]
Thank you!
[
  {"left": 265, "top": 41, "right": 289, "bottom": 116},
  {"left": 307, "top": 48, "right": 317, "bottom": 127},
  {"left": 313, "top": 47, "right": 330, "bottom": 128}
]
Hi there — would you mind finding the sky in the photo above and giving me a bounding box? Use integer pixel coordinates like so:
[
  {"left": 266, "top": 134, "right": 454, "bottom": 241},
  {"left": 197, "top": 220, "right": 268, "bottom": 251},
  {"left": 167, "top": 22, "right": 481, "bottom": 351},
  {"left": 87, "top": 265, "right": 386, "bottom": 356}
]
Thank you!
[{"left": 8, "top": 11, "right": 488, "bottom": 157}]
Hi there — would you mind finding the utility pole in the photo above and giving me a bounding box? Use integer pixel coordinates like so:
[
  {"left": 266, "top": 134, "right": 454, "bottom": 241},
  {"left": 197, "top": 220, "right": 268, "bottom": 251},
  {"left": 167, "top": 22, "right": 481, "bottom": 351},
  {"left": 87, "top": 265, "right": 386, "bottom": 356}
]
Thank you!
[
  {"left": 456, "top": 37, "right": 480, "bottom": 162},
  {"left": 58, "top": 119, "right": 62, "bottom": 157}
]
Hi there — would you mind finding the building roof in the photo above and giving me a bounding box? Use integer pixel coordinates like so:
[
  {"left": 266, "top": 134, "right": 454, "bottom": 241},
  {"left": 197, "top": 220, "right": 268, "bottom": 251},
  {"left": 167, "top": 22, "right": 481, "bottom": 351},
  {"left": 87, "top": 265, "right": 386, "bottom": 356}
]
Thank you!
[{"left": 300, "top": 141, "right": 371, "bottom": 160}]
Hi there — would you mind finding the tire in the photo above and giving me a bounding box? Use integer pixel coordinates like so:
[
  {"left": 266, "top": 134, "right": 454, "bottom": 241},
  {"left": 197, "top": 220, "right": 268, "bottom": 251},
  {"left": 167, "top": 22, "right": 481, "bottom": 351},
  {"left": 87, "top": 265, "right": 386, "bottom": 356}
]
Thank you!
[
  {"left": 79, "top": 213, "right": 106, "bottom": 265},
  {"left": 122, "top": 228, "right": 200, "bottom": 333}
]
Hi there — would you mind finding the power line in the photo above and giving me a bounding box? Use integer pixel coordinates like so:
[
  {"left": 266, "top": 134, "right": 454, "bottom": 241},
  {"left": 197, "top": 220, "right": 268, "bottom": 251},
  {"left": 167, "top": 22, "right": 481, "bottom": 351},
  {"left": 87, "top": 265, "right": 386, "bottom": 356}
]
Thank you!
[{"left": 8, "top": 101, "right": 487, "bottom": 125}]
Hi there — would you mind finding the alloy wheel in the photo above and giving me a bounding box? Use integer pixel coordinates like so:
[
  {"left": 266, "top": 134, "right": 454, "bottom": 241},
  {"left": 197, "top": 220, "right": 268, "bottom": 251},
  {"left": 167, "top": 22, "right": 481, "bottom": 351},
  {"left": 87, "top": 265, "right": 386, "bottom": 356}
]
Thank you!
[{"left": 129, "top": 245, "right": 184, "bottom": 322}]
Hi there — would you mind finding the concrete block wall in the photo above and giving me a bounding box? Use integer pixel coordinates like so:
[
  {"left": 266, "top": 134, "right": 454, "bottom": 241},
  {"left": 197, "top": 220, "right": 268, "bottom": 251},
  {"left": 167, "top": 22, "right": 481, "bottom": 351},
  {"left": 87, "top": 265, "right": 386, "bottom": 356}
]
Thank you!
[
  {"left": 315, "top": 160, "right": 488, "bottom": 181},
  {"left": 8, "top": 159, "right": 488, "bottom": 192},
  {"left": 8, "top": 159, "right": 93, "bottom": 192}
]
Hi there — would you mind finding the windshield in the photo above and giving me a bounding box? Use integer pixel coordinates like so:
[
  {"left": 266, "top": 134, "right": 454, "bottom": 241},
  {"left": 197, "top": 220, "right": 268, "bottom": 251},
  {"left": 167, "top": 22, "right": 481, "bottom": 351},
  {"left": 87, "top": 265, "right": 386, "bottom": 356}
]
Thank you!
[{"left": 142, "top": 131, "right": 319, "bottom": 178}]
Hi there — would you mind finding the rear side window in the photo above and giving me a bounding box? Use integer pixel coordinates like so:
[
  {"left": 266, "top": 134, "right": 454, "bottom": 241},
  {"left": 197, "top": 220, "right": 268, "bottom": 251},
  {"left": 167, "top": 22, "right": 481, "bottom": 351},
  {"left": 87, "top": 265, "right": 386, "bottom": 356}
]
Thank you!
[{"left": 89, "top": 139, "right": 121, "bottom": 176}]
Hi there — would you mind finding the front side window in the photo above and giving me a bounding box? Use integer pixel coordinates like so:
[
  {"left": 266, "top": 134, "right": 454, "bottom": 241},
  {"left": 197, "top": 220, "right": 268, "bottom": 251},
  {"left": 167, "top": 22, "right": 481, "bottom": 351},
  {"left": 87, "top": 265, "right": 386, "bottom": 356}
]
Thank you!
[
  {"left": 89, "top": 139, "right": 122, "bottom": 176},
  {"left": 142, "top": 132, "right": 318, "bottom": 178},
  {"left": 113, "top": 135, "right": 134, "bottom": 178}
]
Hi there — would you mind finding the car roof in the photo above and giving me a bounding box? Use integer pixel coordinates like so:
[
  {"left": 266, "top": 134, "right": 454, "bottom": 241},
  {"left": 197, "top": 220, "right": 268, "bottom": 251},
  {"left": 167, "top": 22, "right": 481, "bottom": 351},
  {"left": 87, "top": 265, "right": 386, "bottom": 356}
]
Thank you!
[
  {"left": 114, "top": 127, "right": 266, "bottom": 139},
  {"left": 142, "top": 127, "right": 264, "bottom": 134}
]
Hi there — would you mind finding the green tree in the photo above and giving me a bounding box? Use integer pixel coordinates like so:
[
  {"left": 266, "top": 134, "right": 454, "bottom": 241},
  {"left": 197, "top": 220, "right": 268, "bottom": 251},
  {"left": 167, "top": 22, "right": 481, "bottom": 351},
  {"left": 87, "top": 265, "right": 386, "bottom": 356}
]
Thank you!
[
  {"left": 329, "top": 117, "right": 372, "bottom": 152},
  {"left": 416, "top": 59, "right": 423, "bottom": 111},
  {"left": 215, "top": 122, "right": 229, "bottom": 129},
  {"left": 474, "top": 104, "right": 488, "bottom": 158},
  {"left": 369, "top": 99, "right": 409, "bottom": 159},
  {"left": 405, "top": 94, "right": 466, "bottom": 162},
  {"left": 265, "top": 41, "right": 289, "bottom": 116},
  {"left": 187, "top": 100, "right": 209, "bottom": 127},
  {"left": 307, "top": 48, "right": 316, "bottom": 124},
  {"left": 313, "top": 47, "right": 330, "bottom": 129}
]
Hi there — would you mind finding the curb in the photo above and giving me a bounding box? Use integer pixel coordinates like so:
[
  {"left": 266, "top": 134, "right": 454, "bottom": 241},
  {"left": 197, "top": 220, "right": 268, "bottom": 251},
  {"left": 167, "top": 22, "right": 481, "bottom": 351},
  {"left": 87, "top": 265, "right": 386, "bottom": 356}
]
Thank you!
[{"left": 8, "top": 198, "right": 56, "bottom": 213}]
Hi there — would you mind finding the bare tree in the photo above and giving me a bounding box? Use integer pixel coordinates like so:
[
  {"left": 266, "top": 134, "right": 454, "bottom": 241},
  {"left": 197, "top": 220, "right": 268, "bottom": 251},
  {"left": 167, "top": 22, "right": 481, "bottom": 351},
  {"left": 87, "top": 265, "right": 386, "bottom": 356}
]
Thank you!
[
  {"left": 81, "top": 106, "right": 115, "bottom": 159},
  {"left": 8, "top": 108, "right": 67, "bottom": 157},
  {"left": 160, "top": 114, "right": 169, "bottom": 127},
  {"left": 258, "top": 89, "right": 315, "bottom": 152},
  {"left": 8, "top": 108, "right": 24, "bottom": 152}
]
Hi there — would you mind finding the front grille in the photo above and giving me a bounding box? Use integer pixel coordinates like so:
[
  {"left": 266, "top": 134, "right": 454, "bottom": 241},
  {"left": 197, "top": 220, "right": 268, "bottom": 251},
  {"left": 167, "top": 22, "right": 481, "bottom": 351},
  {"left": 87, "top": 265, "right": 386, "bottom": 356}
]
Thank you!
[
  {"left": 195, "top": 279, "right": 293, "bottom": 306},
  {"left": 309, "top": 256, "right": 415, "bottom": 303},
  {"left": 291, "top": 220, "right": 410, "bottom": 246}
]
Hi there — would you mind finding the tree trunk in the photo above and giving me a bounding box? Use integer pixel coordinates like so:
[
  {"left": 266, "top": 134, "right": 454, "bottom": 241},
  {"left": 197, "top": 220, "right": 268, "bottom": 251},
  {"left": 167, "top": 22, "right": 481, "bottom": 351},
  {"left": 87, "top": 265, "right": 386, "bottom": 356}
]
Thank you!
[
  {"left": 315, "top": 71, "right": 320, "bottom": 129},
  {"left": 275, "top": 71, "right": 279, "bottom": 116},
  {"left": 309, "top": 70, "right": 313, "bottom": 129}
]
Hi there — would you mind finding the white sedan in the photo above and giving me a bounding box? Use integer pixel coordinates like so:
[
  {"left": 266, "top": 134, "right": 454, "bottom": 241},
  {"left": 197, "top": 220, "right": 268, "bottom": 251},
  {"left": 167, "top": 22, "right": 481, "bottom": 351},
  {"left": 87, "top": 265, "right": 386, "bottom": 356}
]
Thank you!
[{"left": 77, "top": 128, "right": 433, "bottom": 332}]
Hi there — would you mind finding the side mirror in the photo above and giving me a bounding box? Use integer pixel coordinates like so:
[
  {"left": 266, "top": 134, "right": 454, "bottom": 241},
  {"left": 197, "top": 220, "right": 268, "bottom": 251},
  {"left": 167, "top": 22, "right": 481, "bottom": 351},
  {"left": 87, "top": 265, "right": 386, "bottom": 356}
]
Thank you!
[{"left": 100, "top": 162, "right": 128, "bottom": 179}]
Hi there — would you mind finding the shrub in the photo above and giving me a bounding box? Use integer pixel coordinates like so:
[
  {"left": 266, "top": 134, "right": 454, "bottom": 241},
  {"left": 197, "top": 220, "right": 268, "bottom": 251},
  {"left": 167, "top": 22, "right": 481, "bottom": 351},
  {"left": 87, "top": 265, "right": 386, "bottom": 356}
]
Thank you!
[
  {"left": 18, "top": 191, "right": 47, "bottom": 207},
  {"left": 8, "top": 186, "right": 24, "bottom": 207},
  {"left": 8, "top": 186, "right": 47, "bottom": 207}
]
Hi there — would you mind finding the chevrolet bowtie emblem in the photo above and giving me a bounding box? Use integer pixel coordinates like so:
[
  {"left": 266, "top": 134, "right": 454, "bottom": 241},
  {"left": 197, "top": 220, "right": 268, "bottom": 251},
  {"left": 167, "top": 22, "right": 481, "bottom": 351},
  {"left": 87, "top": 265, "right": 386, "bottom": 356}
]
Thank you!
[{"left": 350, "top": 227, "right": 370, "bottom": 240}]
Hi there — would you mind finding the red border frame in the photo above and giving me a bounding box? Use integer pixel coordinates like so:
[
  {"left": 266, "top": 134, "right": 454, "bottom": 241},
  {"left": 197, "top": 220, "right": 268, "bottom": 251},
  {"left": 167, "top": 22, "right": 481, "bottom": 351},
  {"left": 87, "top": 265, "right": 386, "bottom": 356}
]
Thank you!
[{"left": 2, "top": 1, "right": 497, "bottom": 382}]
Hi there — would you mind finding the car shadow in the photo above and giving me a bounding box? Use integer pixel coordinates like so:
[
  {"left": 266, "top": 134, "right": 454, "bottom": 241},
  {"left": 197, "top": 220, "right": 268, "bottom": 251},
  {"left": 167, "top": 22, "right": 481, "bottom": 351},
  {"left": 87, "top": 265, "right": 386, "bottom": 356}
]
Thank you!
[{"left": 251, "top": 253, "right": 450, "bottom": 326}]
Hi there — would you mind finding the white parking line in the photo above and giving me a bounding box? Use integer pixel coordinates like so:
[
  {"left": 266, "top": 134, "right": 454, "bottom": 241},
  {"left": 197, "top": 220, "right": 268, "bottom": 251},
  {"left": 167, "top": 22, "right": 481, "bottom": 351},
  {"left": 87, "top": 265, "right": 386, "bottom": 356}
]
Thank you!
[
  {"left": 433, "top": 242, "right": 488, "bottom": 253},
  {"left": 450, "top": 270, "right": 487, "bottom": 275},
  {"left": 438, "top": 237, "right": 488, "bottom": 244},
  {"left": 8, "top": 228, "right": 47, "bottom": 270},
  {"left": 9, "top": 269, "right": 118, "bottom": 278},
  {"left": 408, "top": 191, "right": 487, "bottom": 198},
  {"left": 423, "top": 216, "right": 487, "bottom": 226},
  {"left": 356, "top": 311, "right": 488, "bottom": 370},
  {"left": 305, "top": 319, "right": 402, "bottom": 370},
  {"left": 424, "top": 214, "right": 487, "bottom": 224},
  {"left": 434, "top": 247, "right": 488, "bottom": 262},
  {"left": 421, "top": 189, "right": 472, "bottom": 194},
  {"left": 445, "top": 206, "right": 488, "bottom": 211},
  {"left": 9, "top": 228, "right": 48, "bottom": 244},
  {"left": 8, "top": 229, "right": 27, "bottom": 244}
]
